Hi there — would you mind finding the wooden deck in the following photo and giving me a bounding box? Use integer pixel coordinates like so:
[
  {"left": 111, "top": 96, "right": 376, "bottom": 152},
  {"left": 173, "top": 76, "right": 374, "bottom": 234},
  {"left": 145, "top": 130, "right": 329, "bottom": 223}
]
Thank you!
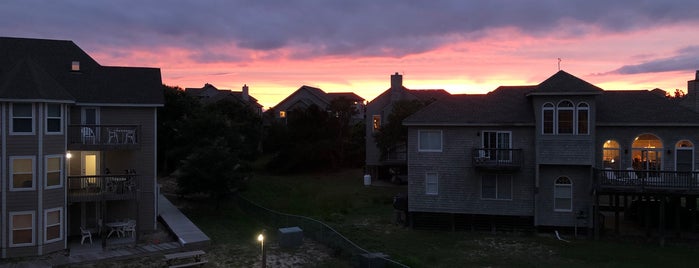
[{"left": 158, "top": 194, "right": 211, "bottom": 248}]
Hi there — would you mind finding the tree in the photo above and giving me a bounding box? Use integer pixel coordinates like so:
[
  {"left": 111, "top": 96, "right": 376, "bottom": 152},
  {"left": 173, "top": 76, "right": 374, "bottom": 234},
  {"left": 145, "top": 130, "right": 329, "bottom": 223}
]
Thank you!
[
  {"left": 158, "top": 85, "right": 202, "bottom": 174},
  {"left": 374, "top": 99, "right": 427, "bottom": 159}
]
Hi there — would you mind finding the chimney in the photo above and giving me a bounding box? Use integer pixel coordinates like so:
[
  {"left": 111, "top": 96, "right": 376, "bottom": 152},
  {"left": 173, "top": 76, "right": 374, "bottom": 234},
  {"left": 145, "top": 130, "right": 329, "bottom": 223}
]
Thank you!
[
  {"left": 682, "top": 70, "right": 699, "bottom": 112},
  {"left": 242, "top": 84, "right": 249, "bottom": 102},
  {"left": 391, "top": 72, "right": 403, "bottom": 89}
]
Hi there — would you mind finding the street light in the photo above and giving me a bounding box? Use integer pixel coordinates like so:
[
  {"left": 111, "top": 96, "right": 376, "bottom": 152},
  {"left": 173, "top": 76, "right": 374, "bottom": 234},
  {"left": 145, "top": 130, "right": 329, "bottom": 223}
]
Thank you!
[{"left": 257, "top": 233, "right": 266, "bottom": 268}]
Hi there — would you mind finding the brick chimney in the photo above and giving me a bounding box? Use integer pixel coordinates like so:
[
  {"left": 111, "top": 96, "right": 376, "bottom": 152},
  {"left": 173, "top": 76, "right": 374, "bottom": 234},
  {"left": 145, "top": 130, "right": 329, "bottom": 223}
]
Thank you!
[
  {"left": 242, "top": 84, "right": 249, "bottom": 102},
  {"left": 683, "top": 70, "right": 699, "bottom": 112},
  {"left": 390, "top": 72, "right": 403, "bottom": 102}
]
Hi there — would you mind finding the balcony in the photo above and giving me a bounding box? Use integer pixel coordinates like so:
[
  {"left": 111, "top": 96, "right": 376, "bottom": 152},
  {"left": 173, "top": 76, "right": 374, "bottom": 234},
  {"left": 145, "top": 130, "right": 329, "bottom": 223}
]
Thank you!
[
  {"left": 471, "top": 148, "right": 523, "bottom": 171},
  {"left": 68, "top": 125, "right": 141, "bottom": 150},
  {"left": 595, "top": 168, "right": 699, "bottom": 194},
  {"left": 68, "top": 175, "right": 138, "bottom": 202},
  {"left": 381, "top": 144, "right": 407, "bottom": 164}
]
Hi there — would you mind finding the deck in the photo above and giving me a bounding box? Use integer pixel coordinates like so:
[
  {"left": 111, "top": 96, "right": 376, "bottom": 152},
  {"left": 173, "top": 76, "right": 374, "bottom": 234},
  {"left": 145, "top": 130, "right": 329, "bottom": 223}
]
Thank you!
[
  {"left": 158, "top": 194, "right": 211, "bottom": 248},
  {"left": 595, "top": 169, "right": 699, "bottom": 194}
]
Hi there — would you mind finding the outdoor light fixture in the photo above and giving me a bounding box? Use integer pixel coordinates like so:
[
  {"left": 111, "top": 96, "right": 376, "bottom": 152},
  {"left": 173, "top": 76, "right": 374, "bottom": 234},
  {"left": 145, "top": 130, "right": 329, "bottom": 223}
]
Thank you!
[
  {"left": 257, "top": 233, "right": 266, "bottom": 268},
  {"left": 66, "top": 152, "right": 72, "bottom": 159}
]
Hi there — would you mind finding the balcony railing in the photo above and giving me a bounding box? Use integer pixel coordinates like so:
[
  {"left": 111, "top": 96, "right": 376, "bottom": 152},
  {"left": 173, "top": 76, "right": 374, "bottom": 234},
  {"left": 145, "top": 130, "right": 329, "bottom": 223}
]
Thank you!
[
  {"left": 595, "top": 168, "right": 699, "bottom": 193},
  {"left": 472, "top": 148, "right": 523, "bottom": 170},
  {"left": 381, "top": 144, "right": 407, "bottom": 164},
  {"left": 68, "top": 125, "right": 141, "bottom": 150},
  {"left": 67, "top": 175, "right": 138, "bottom": 202}
]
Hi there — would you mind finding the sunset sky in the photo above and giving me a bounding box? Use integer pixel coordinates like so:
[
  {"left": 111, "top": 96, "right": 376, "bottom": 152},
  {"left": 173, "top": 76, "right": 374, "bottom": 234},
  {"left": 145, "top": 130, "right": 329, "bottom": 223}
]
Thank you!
[{"left": 2, "top": 1, "right": 699, "bottom": 108}]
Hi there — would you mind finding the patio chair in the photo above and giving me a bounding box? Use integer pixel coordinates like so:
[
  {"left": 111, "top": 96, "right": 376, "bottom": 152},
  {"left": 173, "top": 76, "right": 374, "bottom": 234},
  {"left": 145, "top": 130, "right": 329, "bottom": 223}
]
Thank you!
[
  {"left": 81, "top": 127, "right": 96, "bottom": 144},
  {"left": 123, "top": 220, "right": 136, "bottom": 238},
  {"left": 626, "top": 167, "right": 638, "bottom": 180},
  {"left": 107, "top": 128, "right": 119, "bottom": 144},
  {"left": 124, "top": 129, "right": 136, "bottom": 144},
  {"left": 604, "top": 167, "right": 617, "bottom": 181},
  {"left": 80, "top": 226, "right": 92, "bottom": 245}
]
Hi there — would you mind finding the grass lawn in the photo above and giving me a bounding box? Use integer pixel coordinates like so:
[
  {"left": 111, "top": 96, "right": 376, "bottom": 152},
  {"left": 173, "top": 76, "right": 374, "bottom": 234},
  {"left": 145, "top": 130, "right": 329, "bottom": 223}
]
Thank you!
[{"left": 239, "top": 168, "right": 699, "bottom": 268}]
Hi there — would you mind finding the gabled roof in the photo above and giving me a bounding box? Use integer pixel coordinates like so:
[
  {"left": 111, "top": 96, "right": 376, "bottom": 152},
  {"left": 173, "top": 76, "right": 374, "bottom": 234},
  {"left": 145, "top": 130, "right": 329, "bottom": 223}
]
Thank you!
[
  {"left": 327, "top": 92, "right": 365, "bottom": 102},
  {"left": 0, "top": 58, "right": 74, "bottom": 102},
  {"left": 0, "top": 37, "right": 163, "bottom": 106},
  {"left": 273, "top": 85, "right": 365, "bottom": 111},
  {"left": 185, "top": 83, "right": 262, "bottom": 108},
  {"left": 403, "top": 86, "right": 536, "bottom": 126},
  {"left": 528, "top": 70, "right": 603, "bottom": 96},
  {"left": 597, "top": 90, "right": 699, "bottom": 124}
]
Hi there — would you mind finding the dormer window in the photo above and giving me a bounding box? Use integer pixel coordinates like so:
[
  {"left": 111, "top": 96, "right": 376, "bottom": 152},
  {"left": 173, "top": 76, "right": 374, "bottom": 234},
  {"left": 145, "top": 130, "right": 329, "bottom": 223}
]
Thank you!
[{"left": 71, "top": 61, "right": 80, "bottom": 71}]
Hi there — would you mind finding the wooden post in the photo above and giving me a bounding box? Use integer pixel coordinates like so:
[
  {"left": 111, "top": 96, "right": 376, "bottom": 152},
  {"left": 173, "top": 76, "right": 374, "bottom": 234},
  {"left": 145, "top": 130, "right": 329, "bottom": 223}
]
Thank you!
[
  {"left": 594, "top": 191, "right": 600, "bottom": 240},
  {"left": 644, "top": 195, "right": 651, "bottom": 238},
  {"left": 659, "top": 196, "right": 665, "bottom": 246},
  {"left": 689, "top": 196, "right": 698, "bottom": 232},
  {"left": 674, "top": 197, "right": 681, "bottom": 238},
  {"left": 614, "top": 194, "right": 620, "bottom": 235}
]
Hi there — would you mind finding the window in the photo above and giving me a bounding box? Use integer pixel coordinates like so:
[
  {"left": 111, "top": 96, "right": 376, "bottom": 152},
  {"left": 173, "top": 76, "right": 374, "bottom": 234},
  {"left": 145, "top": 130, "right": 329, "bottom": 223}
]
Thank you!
[
  {"left": 12, "top": 103, "right": 33, "bottom": 134},
  {"left": 46, "top": 103, "right": 62, "bottom": 134},
  {"left": 632, "top": 134, "right": 663, "bottom": 171},
  {"left": 577, "top": 103, "right": 589, "bottom": 134},
  {"left": 554, "top": 177, "right": 572, "bottom": 212},
  {"left": 676, "top": 140, "right": 694, "bottom": 172},
  {"left": 71, "top": 61, "right": 80, "bottom": 71},
  {"left": 418, "top": 130, "right": 442, "bottom": 152},
  {"left": 557, "top": 101, "right": 574, "bottom": 134},
  {"left": 481, "top": 174, "right": 512, "bottom": 200},
  {"left": 372, "top": 115, "right": 381, "bottom": 132},
  {"left": 425, "top": 172, "right": 438, "bottom": 195},
  {"left": 482, "top": 131, "right": 512, "bottom": 161},
  {"left": 45, "top": 155, "right": 63, "bottom": 188},
  {"left": 10, "top": 211, "right": 35, "bottom": 246},
  {"left": 542, "top": 103, "right": 554, "bottom": 134},
  {"left": 279, "top": 111, "right": 286, "bottom": 118},
  {"left": 45, "top": 208, "right": 62, "bottom": 243},
  {"left": 603, "top": 140, "right": 620, "bottom": 169},
  {"left": 11, "top": 156, "right": 34, "bottom": 190}
]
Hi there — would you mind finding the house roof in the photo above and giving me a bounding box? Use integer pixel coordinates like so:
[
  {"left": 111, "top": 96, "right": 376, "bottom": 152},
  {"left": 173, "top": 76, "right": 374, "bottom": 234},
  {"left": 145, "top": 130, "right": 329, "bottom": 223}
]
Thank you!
[
  {"left": 528, "top": 70, "right": 603, "bottom": 95},
  {"left": 403, "top": 86, "right": 536, "bottom": 126},
  {"left": 185, "top": 83, "right": 263, "bottom": 108},
  {"left": 597, "top": 90, "right": 699, "bottom": 124},
  {"left": 273, "top": 85, "right": 365, "bottom": 111},
  {"left": 0, "top": 37, "right": 163, "bottom": 106},
  {"left": 327, "top": 92, "right": 365, "bottom": 102}
]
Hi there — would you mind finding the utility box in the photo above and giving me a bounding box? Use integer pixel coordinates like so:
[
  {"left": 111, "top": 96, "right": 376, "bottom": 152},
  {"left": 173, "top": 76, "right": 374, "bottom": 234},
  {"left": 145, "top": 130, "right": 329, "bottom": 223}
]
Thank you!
[{"left": 278, "top": 226, "right": 303, "bottom": 249}]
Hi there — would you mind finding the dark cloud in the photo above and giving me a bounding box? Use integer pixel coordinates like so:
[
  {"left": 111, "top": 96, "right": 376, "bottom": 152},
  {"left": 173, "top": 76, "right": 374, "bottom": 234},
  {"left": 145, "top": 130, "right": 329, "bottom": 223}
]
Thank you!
[
  {"left": 607, "top": 46, "right": 699, "bottom": 75},
  {"left": 2, "top": 0, "right": 699, "bottom": 62}
]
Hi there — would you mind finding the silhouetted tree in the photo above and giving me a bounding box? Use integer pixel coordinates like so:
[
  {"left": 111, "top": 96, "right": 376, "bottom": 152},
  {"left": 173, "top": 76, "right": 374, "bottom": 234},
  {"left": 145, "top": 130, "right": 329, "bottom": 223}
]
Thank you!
[{"left": 374, "top": 99, "right": 427, "bottom": 159}]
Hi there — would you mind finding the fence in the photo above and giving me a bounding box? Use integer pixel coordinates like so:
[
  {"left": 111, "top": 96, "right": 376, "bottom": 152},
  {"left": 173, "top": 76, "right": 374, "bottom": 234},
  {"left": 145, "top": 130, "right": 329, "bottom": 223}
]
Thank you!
[{"left": 236, "top": 194, "right": 410, "bottom": 267}]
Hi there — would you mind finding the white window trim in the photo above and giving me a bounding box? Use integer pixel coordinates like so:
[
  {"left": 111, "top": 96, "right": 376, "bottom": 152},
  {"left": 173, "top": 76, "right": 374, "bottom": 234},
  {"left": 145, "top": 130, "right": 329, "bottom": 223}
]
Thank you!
[
  {"left": 45, "top": 103, "right": 63, "bottom": 135},
  {"left": 554, "top": 177, "right": 573, "bottom": 212},
  {"left": 480, "top": 174, "right": 513, "bottom": 201},
  {"left": 44, "top": 207, "right": 63, "bottom": 243},
  {"left": 418, "top": 130, "right": 443, "bottom": 152},
  {"left": 542, "top": 102, "right": 555, "bottom": 135},
  {"left": 10, "top": 156, "right": 36, "bottom": 191},
  {"left": 576, "top": 102, "right": 590, "bottom": 135},
  {"left": 10, "top": 103, "right": 35, "bottom": 135},
  {"left": 10, "top": 211, "right": 36, "bottom": 247},
  {"left": 556, "top": 100, "right": 575, "bottom": 135},
  {"left": 675, "top": 140, "right": 694, "bottom": 171},
  {"left": 45, "top": 154, "right": 64, "bottom": 189},
  {"left": 425, "top": 172, "right": 438, "bottom": 195}
]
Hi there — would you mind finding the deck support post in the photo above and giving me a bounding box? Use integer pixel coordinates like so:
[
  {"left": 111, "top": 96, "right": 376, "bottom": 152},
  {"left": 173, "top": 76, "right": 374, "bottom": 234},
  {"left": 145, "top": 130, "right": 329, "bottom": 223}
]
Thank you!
[
  {"left": 689, "top": 196, "right": 697, "bottom": 232},
  {"left": 674, "top": 197, "right": 681, "bottom": 238},
  {"left": 644, "top": 195, "right": 651, "bottom": 237},
  {"left": 614, "top": 194, "right": 620, "bottom": 235},
  {"left": 659, "top": 196, "right": 665, "bottom": 246},
  {"left": 594, "top": 191, "right": 600, "bottom": 240}
]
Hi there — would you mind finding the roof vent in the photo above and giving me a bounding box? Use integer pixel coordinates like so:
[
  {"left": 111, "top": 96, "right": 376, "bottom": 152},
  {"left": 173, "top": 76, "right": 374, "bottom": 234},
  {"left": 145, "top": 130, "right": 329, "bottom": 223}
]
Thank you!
[{"left": 71, "top": 61, "right": 80, "bottom": 72}]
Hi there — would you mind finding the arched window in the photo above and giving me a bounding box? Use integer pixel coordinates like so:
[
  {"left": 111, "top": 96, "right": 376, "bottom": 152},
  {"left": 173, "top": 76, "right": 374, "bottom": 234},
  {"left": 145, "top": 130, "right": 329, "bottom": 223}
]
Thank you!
[
  {"left": 603, "top": 140, "right": 620, "bottom": 169},
  {"left": 554, "top": 177, "right": 572, "bottom": 212},
  {"left": 676, "top": 140, "right": 694, "bottom": 172},
  {"left": 577, "top": 102, "right": 589, "bottom": 134},
  {"left": 631, "top": 134, "right": 663, "bottom": 171},
  {"left": 542, "top": 103, "right": 554, "bottom": 134},
  {"left": 557, "top": 101, "right": 574, "bottom": 134}
]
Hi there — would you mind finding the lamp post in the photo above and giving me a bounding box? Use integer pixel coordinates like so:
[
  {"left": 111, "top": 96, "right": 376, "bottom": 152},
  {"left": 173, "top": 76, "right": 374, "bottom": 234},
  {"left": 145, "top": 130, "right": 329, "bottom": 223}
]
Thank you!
[{"left": 257, "top": 233, "right": 266, "bottom": 268}]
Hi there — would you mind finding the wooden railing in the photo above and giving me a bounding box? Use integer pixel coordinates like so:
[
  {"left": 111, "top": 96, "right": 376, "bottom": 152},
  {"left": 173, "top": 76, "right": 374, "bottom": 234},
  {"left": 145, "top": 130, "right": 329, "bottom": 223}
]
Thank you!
[
  {"left": 67, "top": 125, "right": 140, "bottom": 150},
  {"left": 471, "top": 148, "right": 523, "bottom": 170},
  {"left": 67, "top": 175, "right": 138, "bottom": 202},
  {"left": 595, "top": 168, "right": 699, "bottom": 193}
]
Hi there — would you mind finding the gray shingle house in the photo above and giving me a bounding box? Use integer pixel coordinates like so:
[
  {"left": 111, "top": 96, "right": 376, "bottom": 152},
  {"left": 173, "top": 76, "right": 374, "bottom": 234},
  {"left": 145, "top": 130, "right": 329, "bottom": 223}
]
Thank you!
[
  {"left": 271, "top": 85, "right": 365, "bottom": 121},
  {"left": 0, "top": 37, "right": 163, "bottom": 258},
  {"left": 403, "top": 70, "right": 699, "bottom": 235}
]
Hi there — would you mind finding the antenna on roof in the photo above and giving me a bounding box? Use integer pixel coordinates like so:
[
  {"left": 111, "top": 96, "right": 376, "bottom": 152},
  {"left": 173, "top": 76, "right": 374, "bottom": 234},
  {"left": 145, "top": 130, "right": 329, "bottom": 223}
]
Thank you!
[{"left": 558, "top": 58, "right": 562, "bottom": 71}]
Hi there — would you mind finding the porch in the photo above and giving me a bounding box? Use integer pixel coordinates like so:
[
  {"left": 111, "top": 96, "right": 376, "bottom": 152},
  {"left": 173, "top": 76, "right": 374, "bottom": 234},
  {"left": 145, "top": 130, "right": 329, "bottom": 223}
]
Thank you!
[
  {"left": 594, "top": 168, "right": 699, "bottom": 194},
  {"left": 67, "top": 124, "right": 141, "bottom": 150},
  {"left": 68, "top": 175, "right": 138, "bottom": 202},
  {"left": 471, "top": 148, "right": 523, "bottom": 171}
]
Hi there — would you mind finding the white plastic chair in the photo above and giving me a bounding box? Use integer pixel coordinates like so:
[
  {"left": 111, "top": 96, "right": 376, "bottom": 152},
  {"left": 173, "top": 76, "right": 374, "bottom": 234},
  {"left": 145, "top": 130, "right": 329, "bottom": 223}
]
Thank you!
[
  {"left": 81, "top": 127, "right": 96, "bottom": 144},
  {"left": 107, "top": 128, "right": 119, "bottom": 143},
  {"left": 604, "top": 167, "right": 617, "bottom": 180},
  {"left": 626, "top": 167, "right": 638, "bottom": 180},
  {"left": 122, "top": 220, "right": 136, "bottom": 238},
  {"left": 80, "top": 226, "right": 92, "bottom": 245}
]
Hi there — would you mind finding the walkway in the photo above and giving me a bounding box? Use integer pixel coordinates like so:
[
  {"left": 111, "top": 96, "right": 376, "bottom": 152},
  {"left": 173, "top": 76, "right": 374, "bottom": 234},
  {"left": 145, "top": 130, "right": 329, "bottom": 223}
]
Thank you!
[{"left": 158, "top": 194, "right": 211, "bottom": 248}]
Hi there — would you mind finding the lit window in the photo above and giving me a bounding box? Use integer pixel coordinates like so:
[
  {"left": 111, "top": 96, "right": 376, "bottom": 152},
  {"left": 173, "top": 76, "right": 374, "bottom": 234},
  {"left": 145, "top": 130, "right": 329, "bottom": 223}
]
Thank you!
[
  {"left": 279, "top": 111, "right": 286, "bottom": 118},
  {"left": 10, "top": 211, "right": 35, "bottom": 247},
  {"left": 425, "top": 172, "right": 438, "bottom": 195},
  {"left": 11, "top": 156, "right": 34, "bottom": 190},
  {"left": 45, "top": 208, "right": 62, "bottom": 243},
  {"left": 46, "top": 104, "right": 62, "bottom": 134},
  {"left": 12, "top": 103, "right": 33, "bottom": 134},
  {"left": 577, "top": 103, "right": 589, "bottom": 134},
  {"left": 418, "top": 130, "right": 442, "bottom": 152},
  {"left": 46, "top": 155, "right": 63, "bottom": 188},
  {"left": 554, "top": 177, "right": 572, "bottom": 212},
  {"left": 71, "top": 61, "right": 80, "bottom": 71},
  {"left": 557, "top": 101, "right": 574, "bottom": 134},
  {"left": 372, "top": 115, "right": 381, "bottom": 132},
  {"left": 602, "top": 140, "right": 620, "bottom": 170},
  {"left": 542, "top": 103, "right": 554, "bottom": 134},
  {"left": 631, "top": 134, "right": 663, "bottom": 171},
  {"left": 481, "top": 174, "right": 512, "bottom": 200}
]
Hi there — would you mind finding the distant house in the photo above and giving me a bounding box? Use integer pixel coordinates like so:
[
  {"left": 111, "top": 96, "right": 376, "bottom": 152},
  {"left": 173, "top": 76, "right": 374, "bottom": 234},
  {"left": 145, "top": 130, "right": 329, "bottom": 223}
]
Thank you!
[
  {"left": 365, "top": 73, "right": 450, "bottom": 182},
  {"left": 403, "top": 70, "right": 699, "bottom": 236},
  {"left": 271, "top": 85, "right": 365, "bottom": 121},
  {"left": 185, "top": 83, "right": 263, "bottom": 116},
  {"left": 0, "top": 37, "right": 163, "bottom": 258}
]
